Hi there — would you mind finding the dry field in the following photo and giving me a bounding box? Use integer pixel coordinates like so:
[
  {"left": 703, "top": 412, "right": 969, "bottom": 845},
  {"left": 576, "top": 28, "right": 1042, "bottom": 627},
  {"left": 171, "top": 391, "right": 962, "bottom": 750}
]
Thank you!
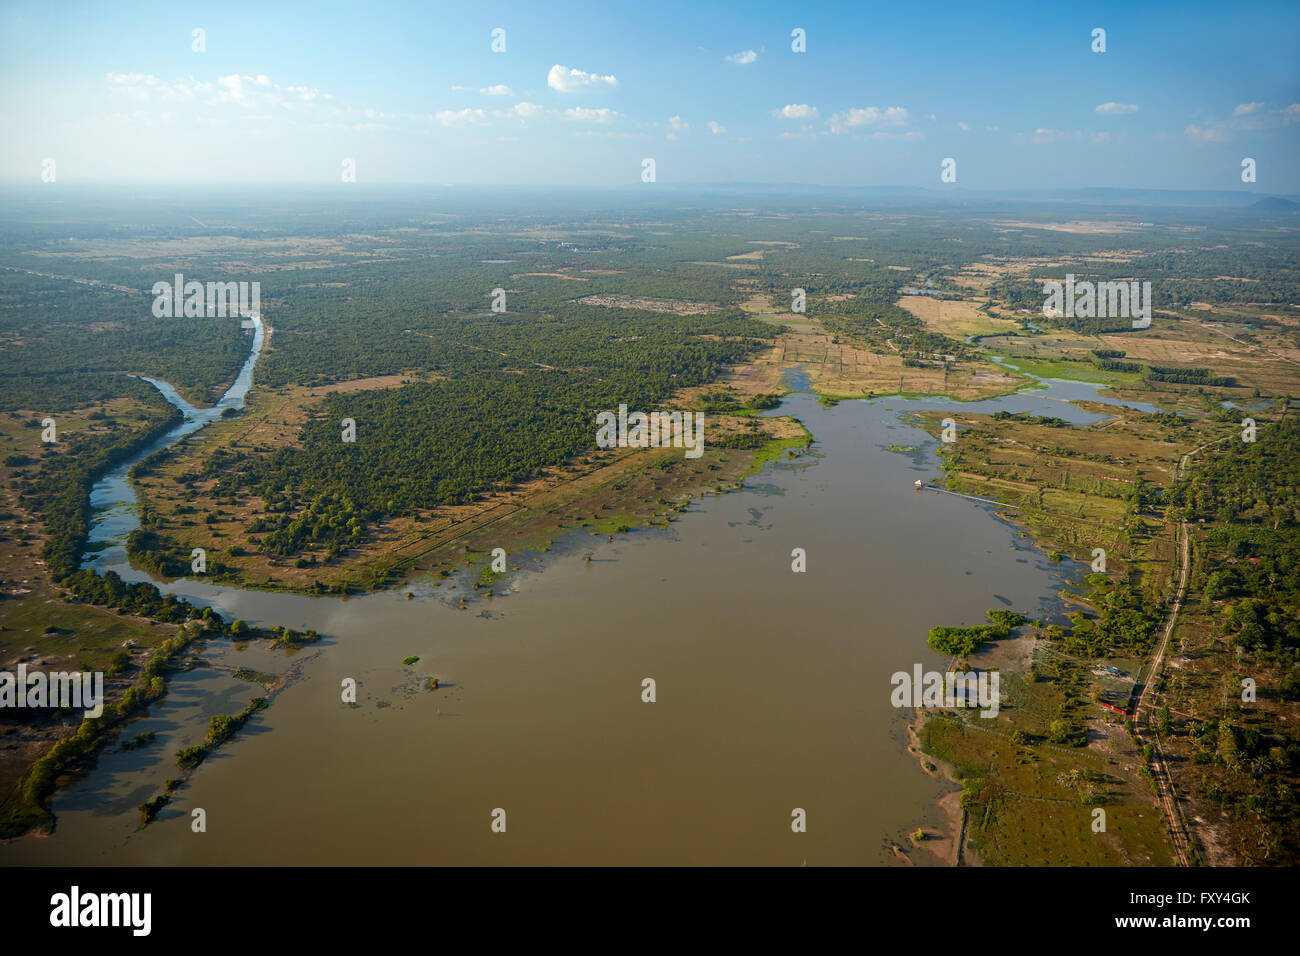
[
  {"left": 897, "top": 296, "right": 1023, "bottom": 340},
  {"left": 735, "top": 294, "right": 1023, "bottom": 400},
  {"left": 577, "top": 294, "right": 723, "bottom": 314},
  {"left": 991, "top": 220, "right": 1143, "bottom": 235}
]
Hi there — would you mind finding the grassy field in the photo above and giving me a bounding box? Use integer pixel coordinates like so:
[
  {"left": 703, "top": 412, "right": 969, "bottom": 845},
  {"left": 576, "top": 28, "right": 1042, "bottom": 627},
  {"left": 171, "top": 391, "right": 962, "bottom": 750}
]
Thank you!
[
  {"left": 921, "top": 695, "right": 1177, "bottom": 866},
  {"left": 899, "top": 388, "right": 1242, "bottom": 864},
  {"left": 989, "top": 354, "right": 1147, "bottom": 388},
  {"left": 897, "top": 295, "right": 1024, "bottom": 341}
]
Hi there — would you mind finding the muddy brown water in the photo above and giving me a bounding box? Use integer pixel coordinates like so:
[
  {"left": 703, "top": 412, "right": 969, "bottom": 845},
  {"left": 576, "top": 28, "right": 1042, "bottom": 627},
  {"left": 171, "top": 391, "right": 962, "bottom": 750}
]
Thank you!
[{"left": 4, "top": 363, "right": 1141, "bottom": 865}]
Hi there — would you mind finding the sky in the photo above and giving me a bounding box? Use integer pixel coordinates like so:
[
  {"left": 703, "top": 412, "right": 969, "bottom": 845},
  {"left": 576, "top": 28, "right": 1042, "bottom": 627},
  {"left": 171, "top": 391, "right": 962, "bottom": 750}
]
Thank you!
[{"left": 1, "top": 0, "right": 1298, "bottom": 191}]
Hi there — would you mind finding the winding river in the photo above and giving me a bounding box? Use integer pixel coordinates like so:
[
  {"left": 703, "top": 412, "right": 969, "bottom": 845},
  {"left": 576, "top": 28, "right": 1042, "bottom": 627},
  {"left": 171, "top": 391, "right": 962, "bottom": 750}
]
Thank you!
[{"left": 3, "top": 326, "right": 1158, "bottom": 865}]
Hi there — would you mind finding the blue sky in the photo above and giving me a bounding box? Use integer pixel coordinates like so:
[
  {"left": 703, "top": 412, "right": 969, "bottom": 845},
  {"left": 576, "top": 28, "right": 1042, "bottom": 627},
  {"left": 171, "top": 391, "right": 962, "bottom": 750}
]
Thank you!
[{"left": 2, "top": 0, "right": 1297, "bottom": 190}]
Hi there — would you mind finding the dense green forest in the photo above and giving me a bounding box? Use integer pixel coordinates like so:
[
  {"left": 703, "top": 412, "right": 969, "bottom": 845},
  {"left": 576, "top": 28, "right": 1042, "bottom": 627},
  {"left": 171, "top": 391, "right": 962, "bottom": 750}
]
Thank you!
[
  {"left": 1164, "top": 416, "right": 1300, "bottom": 857},
  {"left": 205, "top": 307, "right": 773, "bottom": 554},
  {"left": 1176, "top": 417, "right": 1300, "bottom": 655},
  {"left": 11, "top": 398, "right": 182, "bottom": 581},
  {"left": 0, "top": 274, "right": 249, "bottom": 409}
]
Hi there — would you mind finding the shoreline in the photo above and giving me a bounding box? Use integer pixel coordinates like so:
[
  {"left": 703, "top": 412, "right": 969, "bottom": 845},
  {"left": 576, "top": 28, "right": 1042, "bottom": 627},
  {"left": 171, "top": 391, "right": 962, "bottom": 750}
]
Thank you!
[{"left": 904, "top": 707, "right": 968, "bottom": 866}]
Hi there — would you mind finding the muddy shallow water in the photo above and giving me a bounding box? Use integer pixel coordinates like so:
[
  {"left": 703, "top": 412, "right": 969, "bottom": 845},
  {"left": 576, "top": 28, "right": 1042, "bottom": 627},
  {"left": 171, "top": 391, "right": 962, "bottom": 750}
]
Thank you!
[{"left": 5, "top": 357, "right": 1150, "bottom": 865}]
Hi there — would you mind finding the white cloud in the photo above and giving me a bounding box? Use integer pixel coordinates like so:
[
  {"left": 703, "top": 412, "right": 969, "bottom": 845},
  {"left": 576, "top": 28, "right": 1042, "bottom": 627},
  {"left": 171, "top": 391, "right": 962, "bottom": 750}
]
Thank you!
[
  {"left": 1184, "top": 102, "right": 1300, "bottom": 142},
  {"left": 505, "top": 101, "right": 544, "bottom": 119},
  {"left": 708, "top": 120, "right": 726, "bottom": 135},
  {"left": 434, "top": 107, "right": 489, "bottom": 126},
  {"left": 573, "top": 130, "right": 650, "bottom": 140},
  {"left": 1184, "top": 123, "right": 1227, "bottom": 142},
  {"left": 668, "top": 115, "right": 688, "bottom": 130},
  {"left": 563, "top": 106, "right": 618, "bottom": 123},
  {"left": 106, "top": 72, "right": 162, "bottom": 102},
  {"left": 547, "top": 64, "right": 617, "bottom": 93},
  {"left": 725, "top": 50, "right": 758, "bottom": 65},
  {"left": 1095, "top": 102, "right": 1139, "bottom": 115},
  {"left": 1029, "top": 128, "right": 1066, "bottom": 143},
  {"left": 480, "top": 84, "right": 515, "bottom": 96},
  {"left": 956, "top": 121, "right": 970, "bottom": 131},
  {"left": 106, "top": 72, "right": 330, "bottom": 112},
  {"left": 827, "top": 106, "right": 908, "bottom": 134},
  {"left": 215, "top": 74, "right": 255, "bottom": 106},
  {"left": 772, "top": 104, "right": 818, "bottom": 120}
]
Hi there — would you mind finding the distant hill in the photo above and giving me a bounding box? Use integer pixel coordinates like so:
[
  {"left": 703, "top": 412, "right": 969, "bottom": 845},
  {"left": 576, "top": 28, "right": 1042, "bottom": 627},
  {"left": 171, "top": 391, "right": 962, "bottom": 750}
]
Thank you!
[{"left": 1251, "top": 196, "right": 1300, "bottom": 213}]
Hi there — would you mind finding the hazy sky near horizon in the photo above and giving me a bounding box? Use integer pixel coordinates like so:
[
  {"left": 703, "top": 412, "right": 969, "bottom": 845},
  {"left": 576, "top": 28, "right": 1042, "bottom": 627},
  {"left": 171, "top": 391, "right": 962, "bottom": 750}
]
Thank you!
[{"left": 2, "top": 0, "right": 1297, "bottom": 191}]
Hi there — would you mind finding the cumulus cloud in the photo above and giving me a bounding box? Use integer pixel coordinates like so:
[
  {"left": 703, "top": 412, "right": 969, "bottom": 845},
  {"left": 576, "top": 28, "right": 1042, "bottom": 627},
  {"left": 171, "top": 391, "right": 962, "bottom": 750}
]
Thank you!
[
  {"left": 573, "top": 130, "right": 650, "bottom": 140},
  {"left": 1185, "top": 102, "right": 1300, "bottom": 141},
  {"left": 547, "top": 64, "right": 617, "bottom": 92},
  {"left": 725, "top": 49, "right": 758, "bottom": 65},
  {"left": 668, "top": 115, "right": 688, "bottom": 130},
  {"left": 1011, "top": 128, "right": 1079, "bottom": 144},
  {"left": 1026, "top": 128, "right": 1067, "bottom": 143},
  {"left": 434, "top": 107, "right": 489, "bottom": 126},
  {"left": 563, "top": 106, "right": 618, "bottom": 123},
  {"left": 106, "top": 72, "right": 165, "bottom": 102},
  {"left": 1184, "top": 123, "right": 1228, "bottom": 142},
  {"left": 827, "top": 106, "right": 908, "bottom": 134},
  {"left": 505, "top": 101, "right": 543, "bottom": 119},
  {"left": 106, "top": 72, "right": 326, "bottom": 112},
  {"left": 215, "top": 73, "right": 271, "bottom": 107},
  {"left": 1095, "top": 102, "right": 1139, "bottom": 115},
  {"left": 956, "top": 121, "right": 969, "bottom": 131},
  {"left": 707, "top": 120, "right": 726, "bottom": 134},
  {"left": 480, "top": 84, "right": 515, "bottom": 96},
  {"left": 772, "top": 104, "right": 818, "bottom": 120}
]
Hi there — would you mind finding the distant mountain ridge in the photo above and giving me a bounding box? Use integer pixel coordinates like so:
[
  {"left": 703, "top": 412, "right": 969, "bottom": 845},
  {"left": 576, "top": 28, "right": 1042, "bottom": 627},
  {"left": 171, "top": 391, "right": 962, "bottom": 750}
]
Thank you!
[{"left": 1250, "top": 196, "right": 1300, "bottom": 212}]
